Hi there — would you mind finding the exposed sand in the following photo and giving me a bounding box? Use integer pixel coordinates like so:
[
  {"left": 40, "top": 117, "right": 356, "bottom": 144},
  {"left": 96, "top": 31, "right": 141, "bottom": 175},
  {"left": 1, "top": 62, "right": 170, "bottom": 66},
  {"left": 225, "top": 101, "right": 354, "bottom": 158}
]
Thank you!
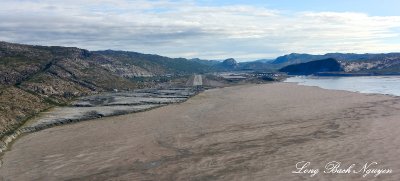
[{"left": 1, "top": 83, "right": 400, "bottom": 181}]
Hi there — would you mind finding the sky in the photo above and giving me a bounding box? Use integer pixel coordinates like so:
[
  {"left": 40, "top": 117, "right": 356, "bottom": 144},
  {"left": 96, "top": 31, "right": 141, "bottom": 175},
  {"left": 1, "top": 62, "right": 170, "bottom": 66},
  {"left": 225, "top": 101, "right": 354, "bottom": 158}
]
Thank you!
[{"left": 1, "top": 0, "right": 400, "bottom": 61}]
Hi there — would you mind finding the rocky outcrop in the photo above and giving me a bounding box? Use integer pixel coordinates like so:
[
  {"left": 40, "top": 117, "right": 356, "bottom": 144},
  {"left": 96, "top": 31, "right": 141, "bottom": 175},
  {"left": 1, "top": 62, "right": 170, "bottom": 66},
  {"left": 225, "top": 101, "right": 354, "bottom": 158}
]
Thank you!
[
  {"left": 341, "top": 58, "right": 400, "bottom": 73},
  {"left": 222, "top": 58, "right": 238, "bottom": 68},
  {"left": 215, "top": 58, "right": 238, "bottom": 70}
]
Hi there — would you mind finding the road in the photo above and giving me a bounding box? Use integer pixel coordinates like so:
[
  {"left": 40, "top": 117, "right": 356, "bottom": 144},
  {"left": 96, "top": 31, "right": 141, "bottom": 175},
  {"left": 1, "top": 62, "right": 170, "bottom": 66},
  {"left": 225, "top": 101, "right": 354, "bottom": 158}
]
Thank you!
[{"left": 192, "top": 74, "right": 203, "bottom": 86}]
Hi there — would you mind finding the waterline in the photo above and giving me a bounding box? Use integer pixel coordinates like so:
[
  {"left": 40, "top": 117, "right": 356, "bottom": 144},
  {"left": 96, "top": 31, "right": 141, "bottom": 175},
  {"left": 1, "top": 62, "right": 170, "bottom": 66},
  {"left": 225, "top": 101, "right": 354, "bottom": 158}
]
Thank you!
[{"left": 285, "top": 76, "right": 400, "bottom": 96}]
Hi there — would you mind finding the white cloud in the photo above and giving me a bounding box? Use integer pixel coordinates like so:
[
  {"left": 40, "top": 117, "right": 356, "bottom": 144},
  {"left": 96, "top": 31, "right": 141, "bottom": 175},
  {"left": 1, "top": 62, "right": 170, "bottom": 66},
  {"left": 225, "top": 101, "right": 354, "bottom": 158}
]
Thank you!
[{"left": 0, "top": 0, "right": 400, "bottom": 61}]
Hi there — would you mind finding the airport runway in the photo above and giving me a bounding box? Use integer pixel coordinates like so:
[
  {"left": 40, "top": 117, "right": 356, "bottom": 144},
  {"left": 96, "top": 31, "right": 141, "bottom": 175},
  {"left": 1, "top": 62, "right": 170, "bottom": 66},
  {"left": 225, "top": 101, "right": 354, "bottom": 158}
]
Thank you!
[{"left": 193, "top": 74, "right": 203, "bottom": 86}]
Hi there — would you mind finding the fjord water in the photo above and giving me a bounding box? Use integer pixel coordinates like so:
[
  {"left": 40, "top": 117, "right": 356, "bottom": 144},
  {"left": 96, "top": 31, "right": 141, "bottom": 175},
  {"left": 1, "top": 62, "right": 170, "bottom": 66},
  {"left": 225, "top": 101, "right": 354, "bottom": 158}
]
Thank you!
[{"left": 285, "top": 76, "right": 400, "bottom": 96}]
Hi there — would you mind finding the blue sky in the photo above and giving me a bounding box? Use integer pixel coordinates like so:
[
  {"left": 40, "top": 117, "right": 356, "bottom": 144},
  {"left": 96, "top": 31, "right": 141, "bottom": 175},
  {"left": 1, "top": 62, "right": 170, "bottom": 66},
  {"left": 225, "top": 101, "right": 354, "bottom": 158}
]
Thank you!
[
  {"left": 1, "top": 0, "right": 400, "bottom": 61},
  {"left": 198, "top": 0, "right": 399, "bottom": 16}
]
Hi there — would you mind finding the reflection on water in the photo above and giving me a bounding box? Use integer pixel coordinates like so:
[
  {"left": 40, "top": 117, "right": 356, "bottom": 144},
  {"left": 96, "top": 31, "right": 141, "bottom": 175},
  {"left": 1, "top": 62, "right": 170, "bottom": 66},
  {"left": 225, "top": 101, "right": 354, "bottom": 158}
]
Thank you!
[{"left": 285, "top": 76, "right": 400, "bottom": 96}]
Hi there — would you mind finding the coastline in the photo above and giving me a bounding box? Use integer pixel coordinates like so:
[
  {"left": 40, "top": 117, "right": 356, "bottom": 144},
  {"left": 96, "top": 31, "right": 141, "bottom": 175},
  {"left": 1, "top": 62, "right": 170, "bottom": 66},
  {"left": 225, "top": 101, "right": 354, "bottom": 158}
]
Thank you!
[
  {"left": 285, "top": 82, "right": 400, "bottom": 99},
  {"left": 1, "top": 83, "right": 400, "bottom": 180},
  {"left": 285, "top": 75, "right": 400, "bottom": 98}
]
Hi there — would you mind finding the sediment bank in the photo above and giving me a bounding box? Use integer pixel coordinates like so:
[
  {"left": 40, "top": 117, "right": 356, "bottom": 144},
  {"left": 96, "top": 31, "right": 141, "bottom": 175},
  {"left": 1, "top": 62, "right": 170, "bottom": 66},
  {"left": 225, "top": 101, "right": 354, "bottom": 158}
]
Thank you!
[{"left": 1, "top": 83, "right": 400, "bottom": 180}]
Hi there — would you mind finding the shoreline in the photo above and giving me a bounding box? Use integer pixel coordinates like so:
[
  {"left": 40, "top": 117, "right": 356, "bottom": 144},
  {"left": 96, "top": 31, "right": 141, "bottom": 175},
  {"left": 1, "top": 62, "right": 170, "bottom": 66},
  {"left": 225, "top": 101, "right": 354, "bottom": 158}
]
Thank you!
[
  {"left": 285, "top": 82, "right": 400, "bottom": 99},
  {"left": 285, "top": 75, "right": 400, "bottom": 98},
  {"left": 1, "top": 83, "right": 400, "bottom": 180}
]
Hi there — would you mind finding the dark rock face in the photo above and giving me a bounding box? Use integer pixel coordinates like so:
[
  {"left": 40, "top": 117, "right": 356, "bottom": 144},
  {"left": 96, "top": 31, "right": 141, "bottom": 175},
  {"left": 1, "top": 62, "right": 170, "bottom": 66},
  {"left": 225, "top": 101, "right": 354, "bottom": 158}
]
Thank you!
[
  {"left": 220, "top": 58, "right": 238, "bottom": 69},
  {"left": 272, "top": 53, "right": 400, "bottom": 72},
  {"left": 279, "top": 58, "right": 343, "bottom": 75},
  {"left": 222, "top": 58, "right": 238, "bottom": 66}
]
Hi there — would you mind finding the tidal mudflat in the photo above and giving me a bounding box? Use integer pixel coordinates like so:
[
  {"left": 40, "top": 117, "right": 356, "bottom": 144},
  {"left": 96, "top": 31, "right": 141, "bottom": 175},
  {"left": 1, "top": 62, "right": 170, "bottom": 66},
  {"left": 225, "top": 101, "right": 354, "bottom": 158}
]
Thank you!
[
  {"left": 1, "top": 83, "right": 400, "bottom": 180},
  {"left": 0, "top": 88, "right": 198, "bottom": 154},
  {"left": 21, "top": 88, "right": 197, "bottom": 133}
]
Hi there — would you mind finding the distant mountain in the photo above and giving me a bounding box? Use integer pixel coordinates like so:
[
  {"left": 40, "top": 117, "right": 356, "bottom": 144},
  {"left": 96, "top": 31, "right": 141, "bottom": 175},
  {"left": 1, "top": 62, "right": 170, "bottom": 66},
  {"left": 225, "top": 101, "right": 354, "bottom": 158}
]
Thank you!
[
  {"left": 273, "top": 53, "right": 319, "bottom": 65},
  {"left": 213, "top": 58, "right": 238, "bottom": 70},
  {"left": 254, "top": 59, "right": 274, "bottom": 63},
  {"left": 189, "top": 58, "right": 221, "bottom": 67},
  {"left": 189, "top": 53, "right": 400, "bottom": 73},
  {"left": 279, "top": 56, "right": 400, "bottom": 75},
  {"left": 279, "top": 58, "right": 343, "bottom": 75},
  {"left": 250, "top": 52, "right": 400, "bottom": 73},
  {"left": 221, "top": 58, "right": 238, "bottom": 68},
  {"left": 207, "top": 53, "right": 400, "bottom": 73},
  {"left": 272, "top": 53, "right": 400, "bottom": 66},
  {"left": 191, "top": 58, "right": 276, "bottom": 72},
  {"left": 237, "top": 61, "right": 278, "bottom": 71}
]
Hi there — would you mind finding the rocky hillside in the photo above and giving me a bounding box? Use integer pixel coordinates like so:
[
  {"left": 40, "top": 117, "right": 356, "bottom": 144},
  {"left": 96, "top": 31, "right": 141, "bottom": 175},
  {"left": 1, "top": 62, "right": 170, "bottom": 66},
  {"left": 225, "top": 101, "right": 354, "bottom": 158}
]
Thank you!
[
  {"left": 93, "top": 50, "right": 212, "bottom": 77},
  {"left": 0, "top": 41, "right": 212, "bottom": 139},
  {"left": 341, "top": 58, "right": 400, "bottom": 74}
]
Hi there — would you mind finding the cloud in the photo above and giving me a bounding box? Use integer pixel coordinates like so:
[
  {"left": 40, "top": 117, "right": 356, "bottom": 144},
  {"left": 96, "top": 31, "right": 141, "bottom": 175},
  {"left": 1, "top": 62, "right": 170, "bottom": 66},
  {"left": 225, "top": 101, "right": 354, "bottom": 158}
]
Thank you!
[{"left": 0, "top": 0, "right": 400, "bottom": 61}]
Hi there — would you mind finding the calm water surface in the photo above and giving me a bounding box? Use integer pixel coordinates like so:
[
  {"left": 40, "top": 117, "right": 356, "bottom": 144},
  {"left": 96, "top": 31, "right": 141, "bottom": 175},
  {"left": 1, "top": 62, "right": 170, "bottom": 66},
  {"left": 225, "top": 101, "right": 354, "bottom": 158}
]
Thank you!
[{"left": 285, "top": 76, "right": 400, "bottom": 96}]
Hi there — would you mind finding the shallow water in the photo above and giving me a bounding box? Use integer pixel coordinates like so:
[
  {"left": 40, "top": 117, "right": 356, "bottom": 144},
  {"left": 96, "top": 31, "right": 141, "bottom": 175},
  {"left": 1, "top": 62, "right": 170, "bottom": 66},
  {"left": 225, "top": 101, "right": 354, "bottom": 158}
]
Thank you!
[{"left": 285, "top": 76, "right": 400, "bottom": 96}]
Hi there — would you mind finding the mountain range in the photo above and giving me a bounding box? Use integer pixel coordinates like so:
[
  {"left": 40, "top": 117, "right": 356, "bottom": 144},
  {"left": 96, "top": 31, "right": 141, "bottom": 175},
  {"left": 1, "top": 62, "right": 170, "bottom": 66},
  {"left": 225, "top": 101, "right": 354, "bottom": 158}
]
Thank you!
[
  {"left": 272, "top": 53, "right": 400, "bottom": 73},
  {"left": 229, "top": 52, "right": 400, "bottom": 74},
  {"left": 1, "top": 41, "right": 400, "bottom": 138}
]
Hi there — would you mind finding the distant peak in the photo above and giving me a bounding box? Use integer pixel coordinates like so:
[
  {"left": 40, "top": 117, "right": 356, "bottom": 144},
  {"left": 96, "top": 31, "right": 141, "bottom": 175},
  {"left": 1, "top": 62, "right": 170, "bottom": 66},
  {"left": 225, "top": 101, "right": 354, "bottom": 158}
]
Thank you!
[{"left": 223, "top": 58, "right": 237, "bottom": 64}]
